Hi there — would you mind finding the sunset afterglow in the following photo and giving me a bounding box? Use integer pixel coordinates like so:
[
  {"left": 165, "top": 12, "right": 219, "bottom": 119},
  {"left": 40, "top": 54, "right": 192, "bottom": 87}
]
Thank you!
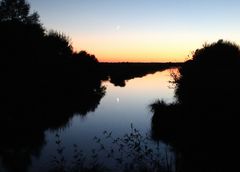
[{"left": 29, "top": 0, "right": 240, "bottom": 62}]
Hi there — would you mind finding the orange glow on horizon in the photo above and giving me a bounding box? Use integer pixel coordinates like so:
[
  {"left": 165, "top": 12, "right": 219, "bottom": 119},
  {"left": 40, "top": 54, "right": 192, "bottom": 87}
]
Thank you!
[
  {"left": 71, "top": 31, "right": 240, "bottom": 63},
  {"left": 72, "top": 40, "right": 192, "bottom": 62},
  {"left": 72, "top": 41, "right": 191, "bottom": 62}
]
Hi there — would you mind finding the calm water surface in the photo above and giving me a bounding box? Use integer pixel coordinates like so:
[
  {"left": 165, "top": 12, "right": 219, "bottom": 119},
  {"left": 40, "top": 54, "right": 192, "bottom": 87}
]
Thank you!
[{"left": 29, "top": 69, "right": 176, "bottom": 171}]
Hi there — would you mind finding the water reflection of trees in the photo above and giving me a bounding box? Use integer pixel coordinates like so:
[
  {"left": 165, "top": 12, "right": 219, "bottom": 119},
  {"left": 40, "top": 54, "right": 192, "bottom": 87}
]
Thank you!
[
  {"left": 0, "top": 78, "right": 106, "bottom": 172},
  {"left": 150, "top": 40, "right": 240, "bottom": 172},
  {"left": 102, "top": 63, "right": 181, "bottom": 87}
]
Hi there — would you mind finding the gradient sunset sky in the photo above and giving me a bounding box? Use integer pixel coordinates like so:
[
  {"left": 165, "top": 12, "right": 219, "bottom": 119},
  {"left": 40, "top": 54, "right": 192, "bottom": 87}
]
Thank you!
[{"left": 29, "top": 0, "right": 240, "bottom": 62}]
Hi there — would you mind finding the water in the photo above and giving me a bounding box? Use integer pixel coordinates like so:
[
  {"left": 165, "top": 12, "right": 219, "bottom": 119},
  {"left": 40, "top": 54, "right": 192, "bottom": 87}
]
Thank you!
[{"left": 1, "top": 69, "right": 176, "bottom": 172}]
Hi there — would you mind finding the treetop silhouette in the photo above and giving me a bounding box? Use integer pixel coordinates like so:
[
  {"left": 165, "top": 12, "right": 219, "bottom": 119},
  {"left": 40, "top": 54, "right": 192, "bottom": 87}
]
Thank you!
[
  {"left": 175, "top": 40, "right": 240, "bottom": 108},
  {"left": 0, "top": 0, "right": 40, "bottom": 24}
]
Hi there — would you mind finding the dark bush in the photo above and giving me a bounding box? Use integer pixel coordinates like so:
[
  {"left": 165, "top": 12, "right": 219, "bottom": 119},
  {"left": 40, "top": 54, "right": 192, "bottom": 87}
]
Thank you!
[{"left": 175, "top": 40, "right": 240, "bottom": 116}]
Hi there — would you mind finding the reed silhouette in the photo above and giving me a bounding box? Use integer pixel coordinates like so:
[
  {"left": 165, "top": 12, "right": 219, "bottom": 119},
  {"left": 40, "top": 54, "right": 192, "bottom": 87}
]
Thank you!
[
  {"left": 50, "top": 125, "right": 174, "bottom": 172},
  {"left": 150, "top": 40, "right": 240, "bottom": 172}
]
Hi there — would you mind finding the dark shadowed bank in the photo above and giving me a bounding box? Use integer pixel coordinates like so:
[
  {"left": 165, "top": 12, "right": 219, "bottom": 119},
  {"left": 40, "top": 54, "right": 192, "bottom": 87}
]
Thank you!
[{"left": 150, "top": 40, "right": 240, "bottom": 172}]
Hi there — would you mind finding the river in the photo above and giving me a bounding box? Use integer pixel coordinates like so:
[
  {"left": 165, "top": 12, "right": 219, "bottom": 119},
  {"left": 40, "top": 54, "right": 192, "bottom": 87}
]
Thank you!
[{"left": 0, "top": 68, "right": 177, "bottom": 172}]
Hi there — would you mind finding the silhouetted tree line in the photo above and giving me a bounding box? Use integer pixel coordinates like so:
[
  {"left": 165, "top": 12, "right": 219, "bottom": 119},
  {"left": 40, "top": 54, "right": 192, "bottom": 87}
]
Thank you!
[
  {"left": 151, "top": 40, "right": 240, "bottom": 172},
  {"left": 0, "top": 0, "right": 103, "bottom": 112},
  {"left": 0, "top": 1, "right": 105, "bottom": 171}
]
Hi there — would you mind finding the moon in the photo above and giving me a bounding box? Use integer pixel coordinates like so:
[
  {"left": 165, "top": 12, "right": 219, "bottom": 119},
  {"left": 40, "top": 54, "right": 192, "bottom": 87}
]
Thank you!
[
  {"left": 116, "top": 25, "right": 120, "bottom": 31},
  {"left": 116, "top": 97, "right": 120, "bottom": 103}
]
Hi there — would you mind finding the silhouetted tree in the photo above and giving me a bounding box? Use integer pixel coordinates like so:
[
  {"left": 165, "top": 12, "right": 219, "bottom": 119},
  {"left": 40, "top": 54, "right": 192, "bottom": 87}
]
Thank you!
[
  {"left": 0, "top": 0, "right": 44, "bottom": 68},
  {"left": 175, "top": 40, "right": 240, "bottom": 115},
  {"left": 0, "top": 0, "right": 40, "bottom": 24},
  {"left": 0, "top": 21, "right": 44, "bottom": 66},
  {"left": 43, "top": 31, "right": 73, "bottom": 64},
  {"left": 72, "top": 51, "right": 98, "bottom": 65},
  {"left": 150, "top": 40, "right": 240, "bottom": 172}
]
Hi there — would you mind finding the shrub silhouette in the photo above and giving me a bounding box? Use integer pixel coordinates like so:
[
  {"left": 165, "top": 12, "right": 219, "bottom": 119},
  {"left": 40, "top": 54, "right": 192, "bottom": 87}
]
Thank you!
[
  {"left": 42, "top": 31, "right": 73, "bottom": 65},
  {"left": 174, "top": 40, "right": 240, "bottom": 116},
  {"left": 71, "top": 51, "right": 100, "bottom": 73},
  {"left": 73, "top": 51, "right": 98, "bottom": 65},
  {"left": 150, "top": 40, "right": 240, "bottom": 172}
]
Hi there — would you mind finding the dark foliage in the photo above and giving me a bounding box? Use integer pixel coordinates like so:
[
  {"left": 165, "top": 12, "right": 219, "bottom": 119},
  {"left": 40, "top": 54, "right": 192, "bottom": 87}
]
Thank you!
[
  {"left": 175, "top": 40, "right": 240, "bottom": 116},
  {"left": 72, "top": 51, "right": 98, "bottom": 65},
  {"left": 0, "top": 0, "right": 40, "bottom": 24},
  {"left": 0, "top": 21, "right": 44, "bottom": 66},
  {"left": 0, "top": 1, "right": 107, "bottom": 171},
  {"left": 42, "top": 31, "right": 73, "bottom": 64},
  {"left": 150, "top": 40, "right": 240, "bottom": 172}
]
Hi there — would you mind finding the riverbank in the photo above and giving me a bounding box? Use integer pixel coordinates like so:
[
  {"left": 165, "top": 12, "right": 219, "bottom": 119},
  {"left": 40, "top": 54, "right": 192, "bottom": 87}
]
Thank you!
[{"left": 100, "top": 62, "right": 182, "bottom": 86}]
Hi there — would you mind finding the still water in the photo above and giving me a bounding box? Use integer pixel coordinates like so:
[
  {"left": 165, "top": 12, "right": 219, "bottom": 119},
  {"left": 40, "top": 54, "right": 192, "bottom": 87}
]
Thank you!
[{"left": 29, "top": 69, "right": 175, "bottom": 171}]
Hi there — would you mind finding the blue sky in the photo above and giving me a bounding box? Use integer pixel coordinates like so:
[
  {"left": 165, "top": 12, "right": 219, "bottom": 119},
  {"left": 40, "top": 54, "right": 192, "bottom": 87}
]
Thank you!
[{"left": 29, "top": 0, "right": 240, "bottom": 62}]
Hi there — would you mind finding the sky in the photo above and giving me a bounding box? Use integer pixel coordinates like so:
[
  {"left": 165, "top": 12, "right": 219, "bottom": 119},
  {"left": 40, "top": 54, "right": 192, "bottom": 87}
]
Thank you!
[{"left": 29, "top": 0, "right": 240, "bottom": 62}]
